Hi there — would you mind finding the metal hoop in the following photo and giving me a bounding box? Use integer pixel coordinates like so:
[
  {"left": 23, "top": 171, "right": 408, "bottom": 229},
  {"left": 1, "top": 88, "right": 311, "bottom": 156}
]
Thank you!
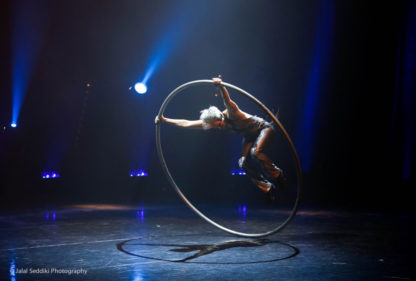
[{"left": 156, "top": 80, "right": 302, "bottom": 237}]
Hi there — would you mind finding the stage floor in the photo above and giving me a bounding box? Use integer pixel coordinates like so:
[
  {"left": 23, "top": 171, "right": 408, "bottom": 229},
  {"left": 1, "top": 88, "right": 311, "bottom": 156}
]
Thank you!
[{"left": 0, "top": 204, "right": 412, "bottom": 280}]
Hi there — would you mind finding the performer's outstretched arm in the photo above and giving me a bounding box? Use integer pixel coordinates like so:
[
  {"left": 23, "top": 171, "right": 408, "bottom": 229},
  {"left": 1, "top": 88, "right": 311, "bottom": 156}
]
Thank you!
[
  {"left": 213, "top": 77, "right": 246, "bottom": 120},
  {"left": 213, "top": 77, "right": 239, "bottom": 113},
  {"left": 155, "top": 116, "right": 203, "bottom": 129}
]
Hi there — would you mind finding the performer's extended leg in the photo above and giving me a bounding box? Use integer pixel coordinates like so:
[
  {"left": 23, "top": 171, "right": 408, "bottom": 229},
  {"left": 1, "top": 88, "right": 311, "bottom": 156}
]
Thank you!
[
  {"left": 250, "top": 127, "right": 282, "bottom": 183},
  {"left": 239, "top": 139, "right": 273, "bottom": 193}
]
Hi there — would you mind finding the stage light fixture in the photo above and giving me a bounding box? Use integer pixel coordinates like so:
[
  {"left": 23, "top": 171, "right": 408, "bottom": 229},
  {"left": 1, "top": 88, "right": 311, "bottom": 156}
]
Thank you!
[
  {"left": 134, "top": 83, "right": 147, "bottom": 94},
  {"left": 130, "top": 169, "right": 148, "bottom": 177},
  {"left": 10, "top": 123, "right": 17, "bottom": 128},
  {"left": 231, "top": 169, "right": 246, "bottom": 176},
  {"left": 42, "top": 171, "right": 60, "bottom": 179}
]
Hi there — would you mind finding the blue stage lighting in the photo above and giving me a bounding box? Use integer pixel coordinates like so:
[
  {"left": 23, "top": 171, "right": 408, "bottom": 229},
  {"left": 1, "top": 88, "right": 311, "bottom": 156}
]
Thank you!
[
  {"left": 12, "top": 0, "right": 48, "bottom": 133},
  {"left": 137, "top": 209, "right": 145, "bottom": 217},
  {"left": 45, "top": 212, "right": 56, "bottom": 221},
  {"left": 231, "top": 169, "right": 246, "bottom": 176},
  {"left": 130, "top": 169, "right": 148, "bottom": 177},
  {"left": 134, "top": 83, "right": 147, "bottom": 94},
  {"left": 42, "top": 171, "right": 60, "bottom": 179},
  {"left": 133, "top": 2, "right": 191, "bottom": 94},
  {"left": 137, "top": 208, "right": 145, "bottom": 223},
  {"left": 238, "top": 205, "right": 247, "bottom": 217},
  {"left": 10, "top": 123, "right": 17, "bottom": 128},
  {"left": 10, "top": 258, "right": 16, "bottom": 281},
  {"left": 295, "top": 0, "right": 334, "bottom": 172}
]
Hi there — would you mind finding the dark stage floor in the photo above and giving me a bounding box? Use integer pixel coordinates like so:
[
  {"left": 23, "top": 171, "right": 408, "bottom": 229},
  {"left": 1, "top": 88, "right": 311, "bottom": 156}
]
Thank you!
[{"left": 0, "top": 203, "right": 412, "bottom": 280}]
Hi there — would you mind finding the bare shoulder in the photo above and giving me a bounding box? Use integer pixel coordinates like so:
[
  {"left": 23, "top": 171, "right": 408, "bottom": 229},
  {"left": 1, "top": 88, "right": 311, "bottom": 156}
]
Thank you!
[{"left": 224, "top": 108, "right": 250, "bottom": 120}]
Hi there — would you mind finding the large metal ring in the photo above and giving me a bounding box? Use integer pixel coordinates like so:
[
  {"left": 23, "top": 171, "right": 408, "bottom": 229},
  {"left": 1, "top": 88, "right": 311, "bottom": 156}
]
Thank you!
[{"left": 156, "top": 80, "right": 302, "bottom": 237}]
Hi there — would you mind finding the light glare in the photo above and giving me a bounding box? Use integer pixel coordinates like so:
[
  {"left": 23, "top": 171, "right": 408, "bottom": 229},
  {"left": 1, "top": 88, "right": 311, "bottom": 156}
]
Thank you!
[{"left": 134, "top": 83, "right": 147, "bottom": 94}]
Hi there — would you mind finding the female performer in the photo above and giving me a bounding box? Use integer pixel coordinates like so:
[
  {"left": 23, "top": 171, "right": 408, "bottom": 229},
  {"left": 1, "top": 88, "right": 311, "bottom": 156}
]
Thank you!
[{"left": 155, "top": 77, "right": 285, "bottom": 202}]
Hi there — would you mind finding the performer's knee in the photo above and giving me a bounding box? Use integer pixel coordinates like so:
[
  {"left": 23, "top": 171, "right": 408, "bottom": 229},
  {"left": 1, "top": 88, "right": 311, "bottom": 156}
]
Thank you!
[{"left": 250, "top": 147, "right": 260, "bottom": 160}]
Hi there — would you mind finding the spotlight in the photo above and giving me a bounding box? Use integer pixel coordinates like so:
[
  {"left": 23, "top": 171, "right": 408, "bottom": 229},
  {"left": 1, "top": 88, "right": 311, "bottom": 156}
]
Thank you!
[
  {"left": 42, "top": 171, "right": 60, "bottom": 179},
  {"left": 134, "top": 83, "right": 147, "bottom": 94},
  {"left": 231, "top": 169, "right": 246, "bottom": 176},
  {"left": 129, "top": 169, "right": 148, "bottom": 177},
  {"left": 10, "top": 123, "right": 17, "bottom": 128}
]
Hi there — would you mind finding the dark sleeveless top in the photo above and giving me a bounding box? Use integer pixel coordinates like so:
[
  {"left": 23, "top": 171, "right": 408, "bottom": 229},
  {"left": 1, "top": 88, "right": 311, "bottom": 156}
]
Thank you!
[{"left": 224, "top": 115, "right": 271, "bottom": 139}]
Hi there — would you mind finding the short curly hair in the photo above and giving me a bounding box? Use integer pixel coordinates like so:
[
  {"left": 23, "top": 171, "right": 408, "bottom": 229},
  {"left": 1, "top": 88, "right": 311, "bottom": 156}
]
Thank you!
[{"left": 200, "top": 106, "right": 223, "bottom": 129}]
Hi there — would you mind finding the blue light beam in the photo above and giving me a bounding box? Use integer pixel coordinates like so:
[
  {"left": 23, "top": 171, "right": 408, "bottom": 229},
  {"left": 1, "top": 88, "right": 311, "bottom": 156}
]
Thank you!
[
  {"left": 11, "top": 0, "right": 48, "bottom": 126},
  {"left": 133, "top": 2, "right": 191, "bottom": 90},
  {"left": 296, "top": 0, "right": 334, "bottom": 172}
]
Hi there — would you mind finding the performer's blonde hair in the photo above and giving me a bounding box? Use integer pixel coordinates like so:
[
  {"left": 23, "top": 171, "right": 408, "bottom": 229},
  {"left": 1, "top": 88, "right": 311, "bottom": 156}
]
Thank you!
[{"left": 200, "top": 106, "right": 223, "bottom": 130}]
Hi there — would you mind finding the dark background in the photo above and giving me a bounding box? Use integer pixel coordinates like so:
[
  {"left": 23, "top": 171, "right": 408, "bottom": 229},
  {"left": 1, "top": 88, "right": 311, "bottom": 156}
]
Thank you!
[{"left": 0, "top": 0, "right": 414, "bottom": 212}]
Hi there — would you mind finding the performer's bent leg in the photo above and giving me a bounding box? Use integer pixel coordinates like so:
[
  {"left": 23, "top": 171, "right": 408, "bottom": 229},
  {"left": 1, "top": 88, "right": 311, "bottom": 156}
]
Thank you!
[
  {"left": 239, "top": 140, "right": 261, "bottom": 180},
  {"left": 239, "top": 139, "right": 273, "bottom": 192},
  {"left": 250, "top": 127, "right": 282, "bottom": 182}
]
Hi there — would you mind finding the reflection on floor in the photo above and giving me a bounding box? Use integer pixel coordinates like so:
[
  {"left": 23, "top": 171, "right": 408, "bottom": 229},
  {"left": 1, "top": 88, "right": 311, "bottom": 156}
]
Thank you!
[{"left": 0, "top": 204, "right": 412, "bottom": 280}]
